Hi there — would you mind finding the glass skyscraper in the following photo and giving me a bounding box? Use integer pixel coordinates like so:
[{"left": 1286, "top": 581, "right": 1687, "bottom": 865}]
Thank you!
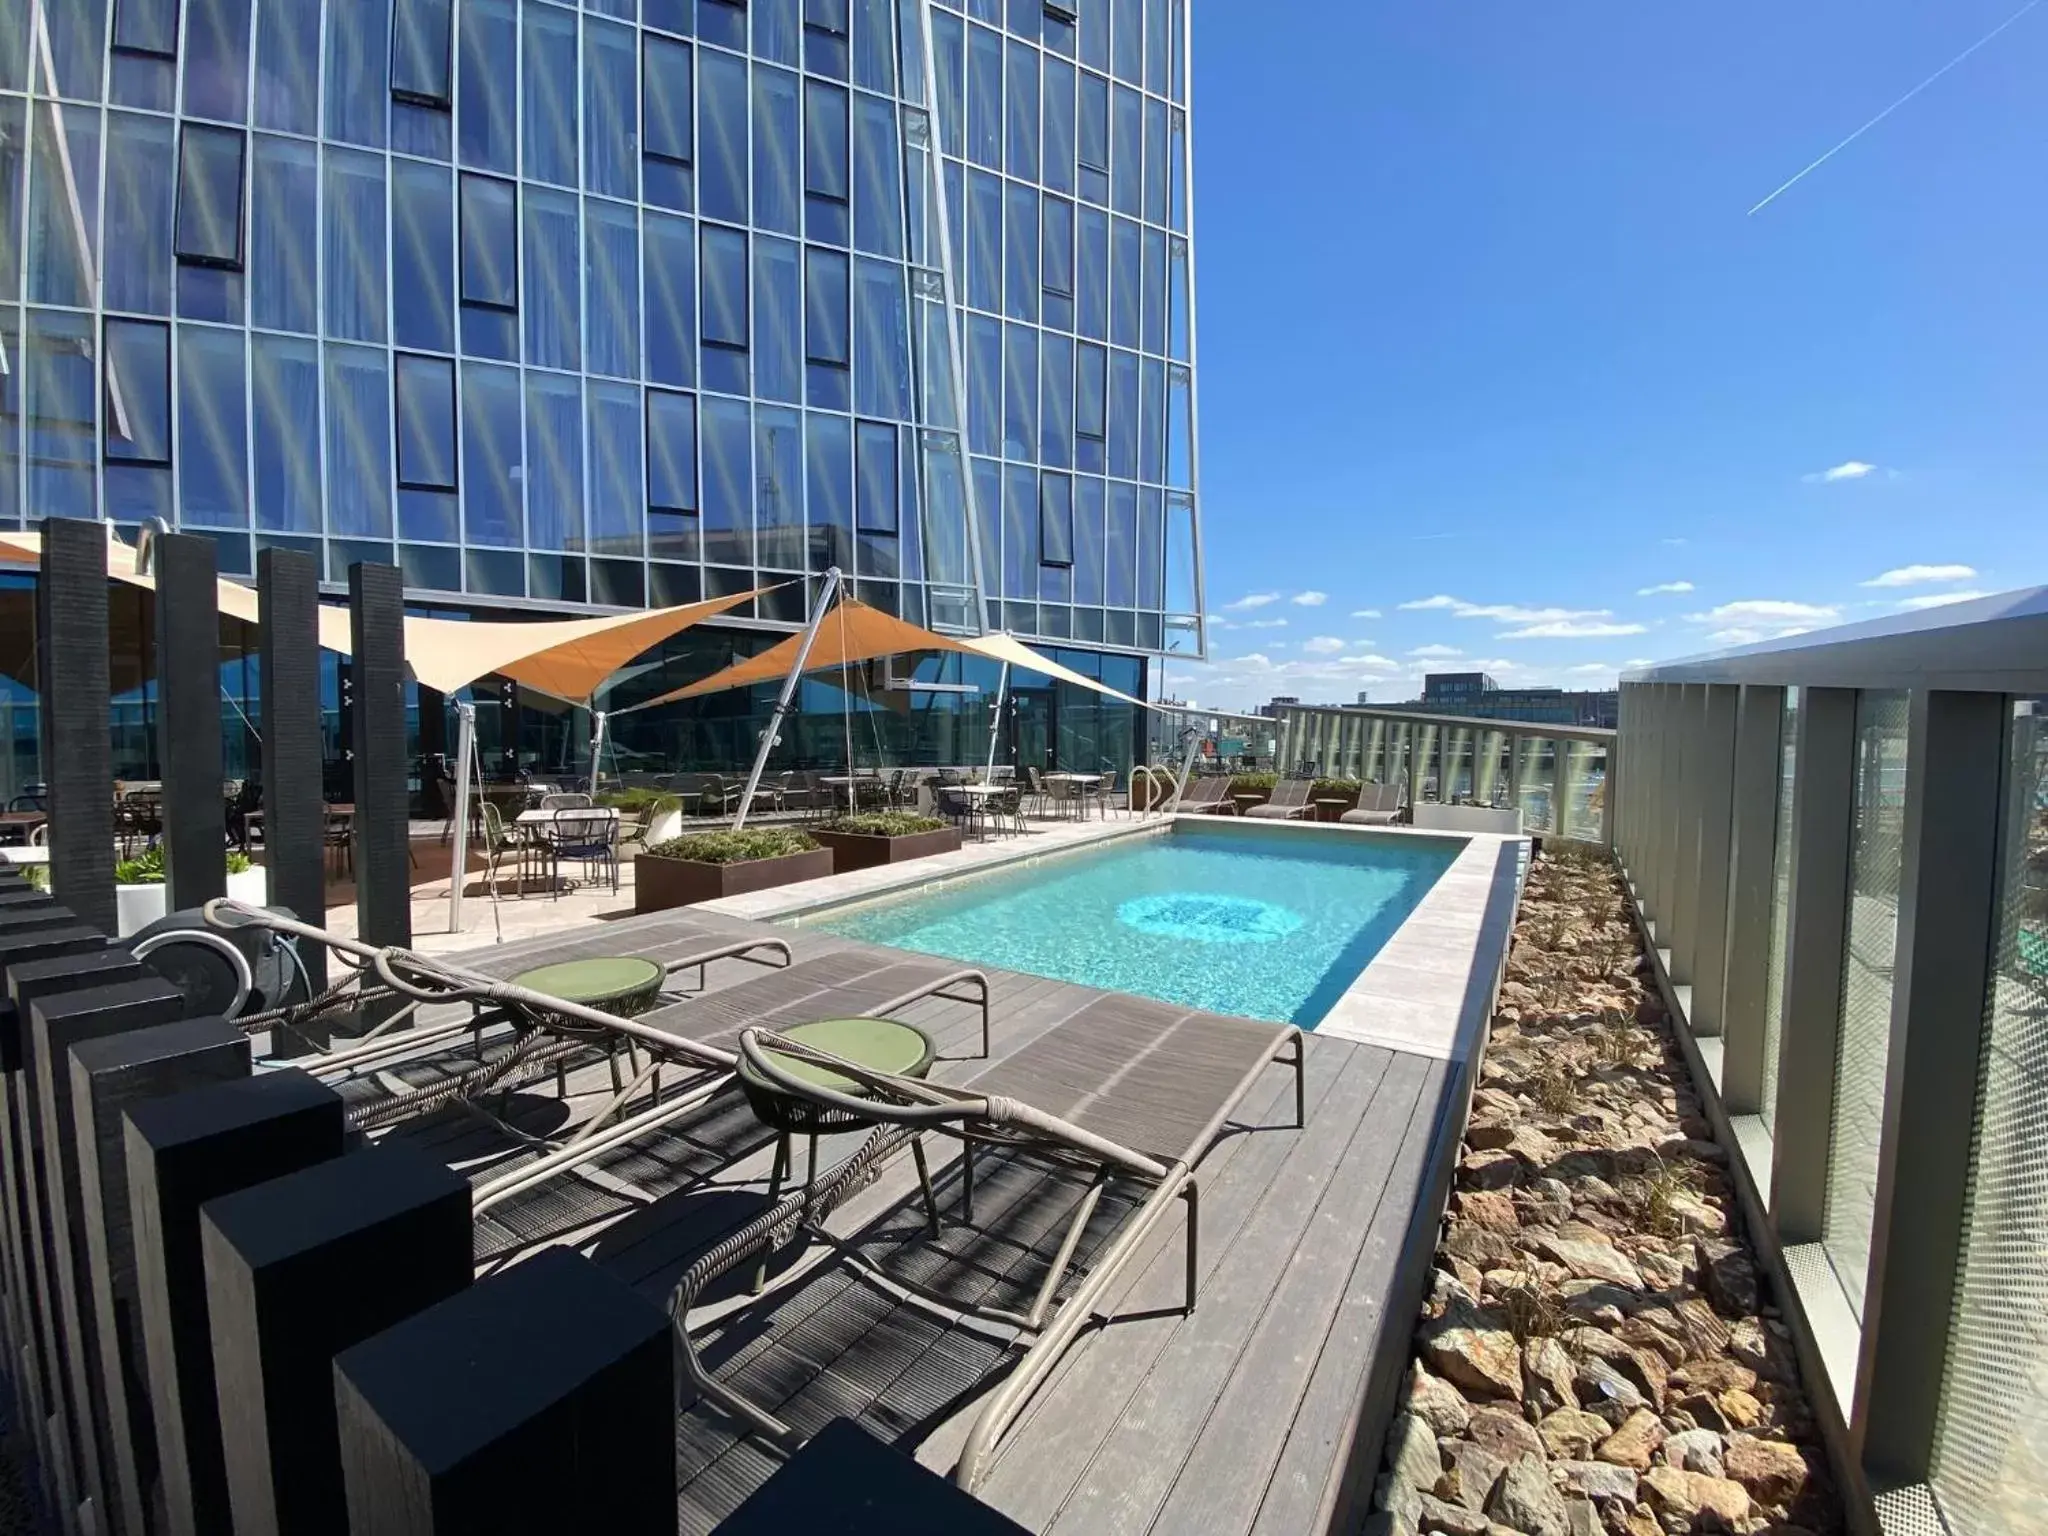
[{"left": 0, "top": 0, "right": 1206, "bottom": 758}]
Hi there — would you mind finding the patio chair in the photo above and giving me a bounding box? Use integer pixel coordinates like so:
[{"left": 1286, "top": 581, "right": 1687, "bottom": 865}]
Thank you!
[
  {"left": 674, "top": 991, "right": 1306, "bottom": 1491},
  {"left": 1244, "top": 778, "right": 1316, "bottom": 820},
  {"left": 885, "top": 769, "right": 916, "bottom": 810},
  {"left": 1018, "top": 765, "right": 1050, "bottom": 819},
  {"left": 543, "top": 810, "right": 620, "bottom": 894},
  {"left": 987, "top": 784, "right": 1027, "bottom": 837},
  {"left": 539, "top": 792, "right": 593, "bottom": 811},
  {"left": 1173, "top": 776, "right": 1237, "bottom": 815},
  {"left": 933, "top": 785, "right": 985, "bottom": 840},
  {"left": 477, "top": 801, "right": 535, "bottom": 897},
  {"left": 1081, "top": 769, "right": 1117, "bottom": 820},
  {"left": 1340, "top": 780, "right": 1405, "bottom": 826}
]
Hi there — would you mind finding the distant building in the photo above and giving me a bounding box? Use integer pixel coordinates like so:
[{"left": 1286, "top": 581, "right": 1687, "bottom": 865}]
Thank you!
[
  {"left": 1415, "top": 673, "right": 1616, "bottom": 729},
  {"left": 1258, "top": 696, "right": 1303, "bottom": 719}
]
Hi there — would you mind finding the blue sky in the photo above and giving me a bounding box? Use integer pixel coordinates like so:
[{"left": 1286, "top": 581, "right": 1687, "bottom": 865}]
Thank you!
[{"left": 1176, "top": 0, "right": 2048, "bottom": 710}]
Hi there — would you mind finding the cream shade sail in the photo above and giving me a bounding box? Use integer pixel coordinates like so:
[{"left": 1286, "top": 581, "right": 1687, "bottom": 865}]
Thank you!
[
  {"left": 0, "top": 526, "right": 358, "bottom": 651},
  {"left": 400, "top": 588, "right": 766, "bottom": 702},
  {"left": 622, "top": 596, "right": 1159, "bottom": 713}
]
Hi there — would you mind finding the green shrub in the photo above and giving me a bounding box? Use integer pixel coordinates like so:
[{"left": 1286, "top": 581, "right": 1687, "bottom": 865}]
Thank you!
[
  {"left": 1310, "top": 777, "right": 1363, "bottom": 805},
  {"left": 819, "top": 812, "right": 948, "bottom": 837},
  {"left": 114, "top": 847, "right": 252, "bottom": 885},
  {"left": 1227, "top": 772, "right": 1278, "bottom": 793},
  {"left": 23, "top": 865, "right": 47, "bottom": 891},
  {"left": 643, "top": 828, "right": 819, "bottom": 865}
]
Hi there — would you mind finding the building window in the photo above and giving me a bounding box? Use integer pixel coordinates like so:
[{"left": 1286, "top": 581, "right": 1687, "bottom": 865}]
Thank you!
[
  {"left": 804, "top": 0, "right": 849, "bottom": 79},
  {"left": 643, "top": 34, "right": 693, "bottom": 209},
  {"left": 805, "top": 245, "right": 850, "bottom": 366},
  {"left": 804, "top": 80, "right": 849, "bottom": 243},
  {"left": 1078, "top": 69, "right": 1109, "bottom": 204},
  {"left": 646, "top": 389, "right": 698, "bottom": 514},
  {"left": 113, "top": 0, "right": 179, "bottom": 58},
  {"left": 391, "top": 0, "right": 453, "bottom": 106},
  {"left": 1076, "top": 340, "right": 1106, "bottom": 440},
  {"left": 855, "top": 419, "right": 897, "bottom": 534},
  {"left": 102, "top": 319, "right": 172, "bottom": 466},
  {"left": 396, "top": 353, "right": 458, "bottom": 492},
  {"left": 698, "top": 0, "right": 747, "bottom": 52},
  {"left": 701, "top": 223, "right": 750, "bottom": 392},
  {"left": 459, "top": 172, "right": 517, "bottom": 311},
  {"left": 175, "top": 124, "right": 247, "bottom": 269},
  {"left": 1040, "top": 470, "right": 1074, "bottom": 566}
]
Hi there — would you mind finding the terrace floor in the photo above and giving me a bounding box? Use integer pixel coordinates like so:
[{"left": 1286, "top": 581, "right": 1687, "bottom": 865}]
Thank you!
[{"left": 366, "top": 844, "right": 1519, "bottom": 1532}]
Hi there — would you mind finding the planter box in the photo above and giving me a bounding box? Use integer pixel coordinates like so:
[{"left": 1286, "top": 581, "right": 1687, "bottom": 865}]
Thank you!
[
  {"left": 633, "top": 847, "right": 833, "bottom": 913},
  {"left": 809, "top": 825, "right": 961, "bottom": 874},
  {"left": 1412, "top": 803, "right": 1523, "bottom": 835},
  {"left": 117, "top": 865, "right": 269, "bottom": 938}
]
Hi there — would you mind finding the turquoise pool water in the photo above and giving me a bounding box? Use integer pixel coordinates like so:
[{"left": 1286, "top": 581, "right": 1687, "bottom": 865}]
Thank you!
[{"left": 807, "top": 826, "right": 1460, "bottom": 1027}]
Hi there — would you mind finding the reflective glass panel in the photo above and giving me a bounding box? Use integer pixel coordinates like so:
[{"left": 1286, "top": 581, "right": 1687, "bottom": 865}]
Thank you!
[
  {"left": 525, "top": 369, "right": 583, "bottom": 549},
  {"left": 584, "top": 17, "right": 638, "bottom": 199},
  {"left": 754, "top": 65, "right": 802, "bottom": 234},
  {"left": 177, "top": 324, "right": 247, "bottom": 525},
  {"left": 522, "top": 1, "right": 579, "bottom": 186},
  {"left": 393, "top": 159, "right": 456, "bottom": 351}
]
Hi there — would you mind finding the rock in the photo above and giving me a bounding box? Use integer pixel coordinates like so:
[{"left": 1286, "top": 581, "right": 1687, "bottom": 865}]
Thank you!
[
  {"left": 1564, "top": 1496, "right": 1601, "bottom": 1536},
  {"left": 1642, "top": 1466, "right": 1750, "bottom": 1524},
  {"left": 1447, "top": 1443, "right": 1510, "bottom": 1513},
  {"left": 1566, "top": 1329, "right": 1666, "bottom": 1410},
  {"left": 1553, "top": 1461, "right": 1638, "bottom": 1502},
  {"left": 1658, "top": 1137, "right": 1728, "bottom": 1166},
  {"left": 1665, "top": 1190, "right": 1728, "bottom": 1235},
  {"left": 1663, "top": 1428, "right": 1726, "bottom": 1476},
  {"left": 1488, "top": 1455, "right": 1571, "bottom": 1536},
  {"left": 1697, "top": 1239, "right": 1759, "bottom": 1318},
  {"left": 1723, "top": 1435, "right": 1814, "bottom": 1507},
  {"left": 1523, "top": 1336, "right": 1578, "bottom": 1412},
  {"left": 1537, "top": 1408, "right": 1610, "bottom": 1459},
  {"left": 1375, "top": 1472, "right": 1425, "bottom": 1530},
  {"left": 1462, "top": 1149, "right": 1524, "bottom": 1190},
  {"left": 1671, "top": 1357, "right": 1758, "bottom": 1397},
  {"left": 1560, "top": 1282, "right": 1638, "bottom": 1325},
  {"left": 1635, "top": 1250, "right": 1687, "bottom": 1292},
  {"left": 1573, "top": 1356, "right": 1647, "bottom": 1422},
  {"left": 1408, "top": 1362, "right": 1475, "bottom": 1436},
  {"left": 1468, "top": 1123, "right": 1518, "bottom": 1151},
  {"left": 1675, "top": 1392, "right": 1730, "bottom": 1433},
  {"left": 1363, "top": 1512, "right": 1409, "bottom": 1536},
  {"left": 1505, "top": 1126, "right": 1560, "bottom": 1167},
  {"left": 1446, "top": 1222, "right": 1522, "bottom": 1270},
  {"left": 1672, "top": 1297, "right": 1733, "bottom": 1359},
  {"left": 1716, "top": 1388, "right": 1763, "bottom": 1430},
  {"left": 1473, "top": 1086, "right": 1521, "bottom": 1118},
  {"left": 1615, "top": 1313, "right": 1686, "bottom": 1368},
  {"left": 1460, "top": 1190, "right": 1523, "bottom": 1234},
  {"left": 1726, "top": 1318, "right": 1776, "bottom": 1377},
  {"left": 1421, "top": 1307, "right": 1525, "bottom": 1402},
  {"left": 1468, "top": 1406, "right": 1547, "bottom": 1467},
  {"left": 1416, "top": 1493, "right": 1492, "bottom": 1536},
  {"left": 1531, "top": 1231, "right": 1645, "bottom": 1289},
  {"left": 1594, "top": 1408, "right": 1665, "bottom": 1470},
  {"left": 1386, "top": 1413, "right": 1444, "bottom": 1492}
]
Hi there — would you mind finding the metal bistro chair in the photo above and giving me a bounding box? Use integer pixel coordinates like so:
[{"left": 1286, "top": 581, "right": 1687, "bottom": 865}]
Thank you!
[
  {"left": 539, "top": 792, "right": 593, "bottom": 811},
  {"left": 544, "top": 809, "right": 620, "bottom": 895},
  {"left": 990, "top": 782, "right": 1027, "bottom": 838},
  {"left": 477, "top": 800, "right": 537, "bottom": 898},
  {"left": 1019, "top": 765, "right": 1051, "bottom": 820},
  {"left": 1084, "top": 769, "right": 1118, "bottom": 821},
  {"left": 933, "top": 785, "right": 985, "bottom": 841}
]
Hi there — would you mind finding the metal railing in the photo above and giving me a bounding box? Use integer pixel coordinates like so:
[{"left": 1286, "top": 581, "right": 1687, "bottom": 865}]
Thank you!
[
  {"left": 1270, "top": 703, "right": 1614, "bottom": 841},
  {"left": 1613, "top": 588, "right": 2048, "bottom": 1536}
]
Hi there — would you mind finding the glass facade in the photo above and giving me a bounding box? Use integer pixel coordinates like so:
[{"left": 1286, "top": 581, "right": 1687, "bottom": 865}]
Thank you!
[{"left": 0, "top": 0, "right": 1205, "bottom": 666}]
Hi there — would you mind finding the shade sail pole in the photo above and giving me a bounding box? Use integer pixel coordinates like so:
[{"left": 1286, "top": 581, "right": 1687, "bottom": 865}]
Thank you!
[
  {"left": 447, "top": 701, "right": 475, "bottom": 935},
  {"left": 585, "top": 709, "right": 608, "bottom": 795},
  {"left": 983, "top": 661, "right": 1010, "bottom": 778},
  {"left": 733, "top": 567, "right": 843, "bottom": 831}
]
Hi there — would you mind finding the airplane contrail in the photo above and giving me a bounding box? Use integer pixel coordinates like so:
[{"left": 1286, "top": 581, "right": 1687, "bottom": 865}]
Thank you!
[{"left": 1747, "top": 0, "right": 2041, "bottom": 215}]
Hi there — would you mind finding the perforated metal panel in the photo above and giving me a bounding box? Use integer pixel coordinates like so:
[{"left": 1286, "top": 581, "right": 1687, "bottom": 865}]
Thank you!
[
  {"left": 1932, "top": 698, "right": 2048, "bottom": 1536},
  {"left": 1823, "top": 689, "right": 1908, "bottom": 1320},
  {"left": 1760, "top": 688, "right": 1798, "bottom": 1131}
]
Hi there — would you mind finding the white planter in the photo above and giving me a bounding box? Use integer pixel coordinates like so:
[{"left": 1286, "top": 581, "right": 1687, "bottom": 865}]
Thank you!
[
  {"left": 116, "top": 865, "right": 269, "bottom": 938},
  {"left": 641, "top": 807, "right": 684, "bottom": 847},
  {"left": 1411, "top": 803, "right": 1524, "bottom": 835}
]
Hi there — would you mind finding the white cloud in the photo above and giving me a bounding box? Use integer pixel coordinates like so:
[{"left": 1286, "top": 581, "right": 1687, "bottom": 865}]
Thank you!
[
  {"left": 1245, "top": 618, "right": 1289, "bottom": 630},
  {"left": 1708, "top": 624, "right": 1816, "bottom": 646},
  {"left": 1300, "top": 636, "right": 1346, "bottom": 655},
  {"left": 1237, "top": 652, "right": 1274, "bottom": 668},
  {"left": 1349, "top": 653, "right": 1400, "bottom": 669},
  {"left": 1803, "top": 460, "right": 1879, "bottom": 483},
  {"left": 1690, "top": 599, "right": 1839, "bottom": 625},
  {"left": 1226, "top": 591, "right": 1281, "bottom": 610},
  {"left": 1565, "top": 662, "right": 1618, "bottom": 676},
  {"left": 1407, "top": 644, "right": 1462, "bottom": 659},
  {"left": 1498, "top": 620, "right": 1649, "bottom": 640},
  {"left": 1350, "top": 608, "right": 1382, "bottom": 619},
  {"left": 1898, "top": 590, "right": 1990, "bottom": 610},
  {"left": 1636, "top": 580, "right": 1694, "bottom": 596},
  {"left": 1291, "top": 590, "right": 1328, "bottom": 607},
  {"left": 1862, "top": 563, "right": 1978, "bottom": 588},
  {"left": 1397, "top": 595, "right": 1611, "bottom": 625}
]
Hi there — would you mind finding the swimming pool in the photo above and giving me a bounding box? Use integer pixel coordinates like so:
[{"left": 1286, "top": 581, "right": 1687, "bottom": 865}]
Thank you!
[{"left": 805, "top": 825, "right": 1461, "bottom": 1028}]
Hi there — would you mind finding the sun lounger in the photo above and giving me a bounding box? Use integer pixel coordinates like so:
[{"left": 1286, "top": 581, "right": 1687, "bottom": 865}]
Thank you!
[
  {"left": 1243, "top": 777, "right": 1315, "bottom": 819},
  {"left": 1173, "top": 775, "right": 1239, "bottom": 814},
  {"left": 1340, "top": 779, "right": 1404, "bottom": 825},
  {"left": 673, "top": 990, "right": 1305, "bottom": 1491}
]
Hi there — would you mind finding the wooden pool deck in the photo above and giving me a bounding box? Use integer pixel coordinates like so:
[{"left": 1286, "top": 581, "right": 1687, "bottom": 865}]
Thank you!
[{"left": 373, "top": 886, "right": 1512, "bottom": 1535}]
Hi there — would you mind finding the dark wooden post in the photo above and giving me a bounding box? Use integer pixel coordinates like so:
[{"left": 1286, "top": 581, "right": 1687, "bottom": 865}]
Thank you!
[
  {"left": 124, "top": 1070, "right": 345, "bottom": 1536},
  {"left": 154, "top": 533, "right": 227, "bottom": 912},
  {"left": 70, "top": 1018, "right": 252, "bottom": 1536},
  {"left": 348, "top": 563, "right": 411, "bottom": 956},
  {"left": 334, "top": 1247, "right": 675, "bottom": 1534},
  {"left": 257, "top": 547, "right": 330, "bottom": 1007},
  {"left": 203, "top": 1145, "right": 472, "bottom": 1535},
  {"left": 38, "top": 517, "right": 116, "bottom": 934}
]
